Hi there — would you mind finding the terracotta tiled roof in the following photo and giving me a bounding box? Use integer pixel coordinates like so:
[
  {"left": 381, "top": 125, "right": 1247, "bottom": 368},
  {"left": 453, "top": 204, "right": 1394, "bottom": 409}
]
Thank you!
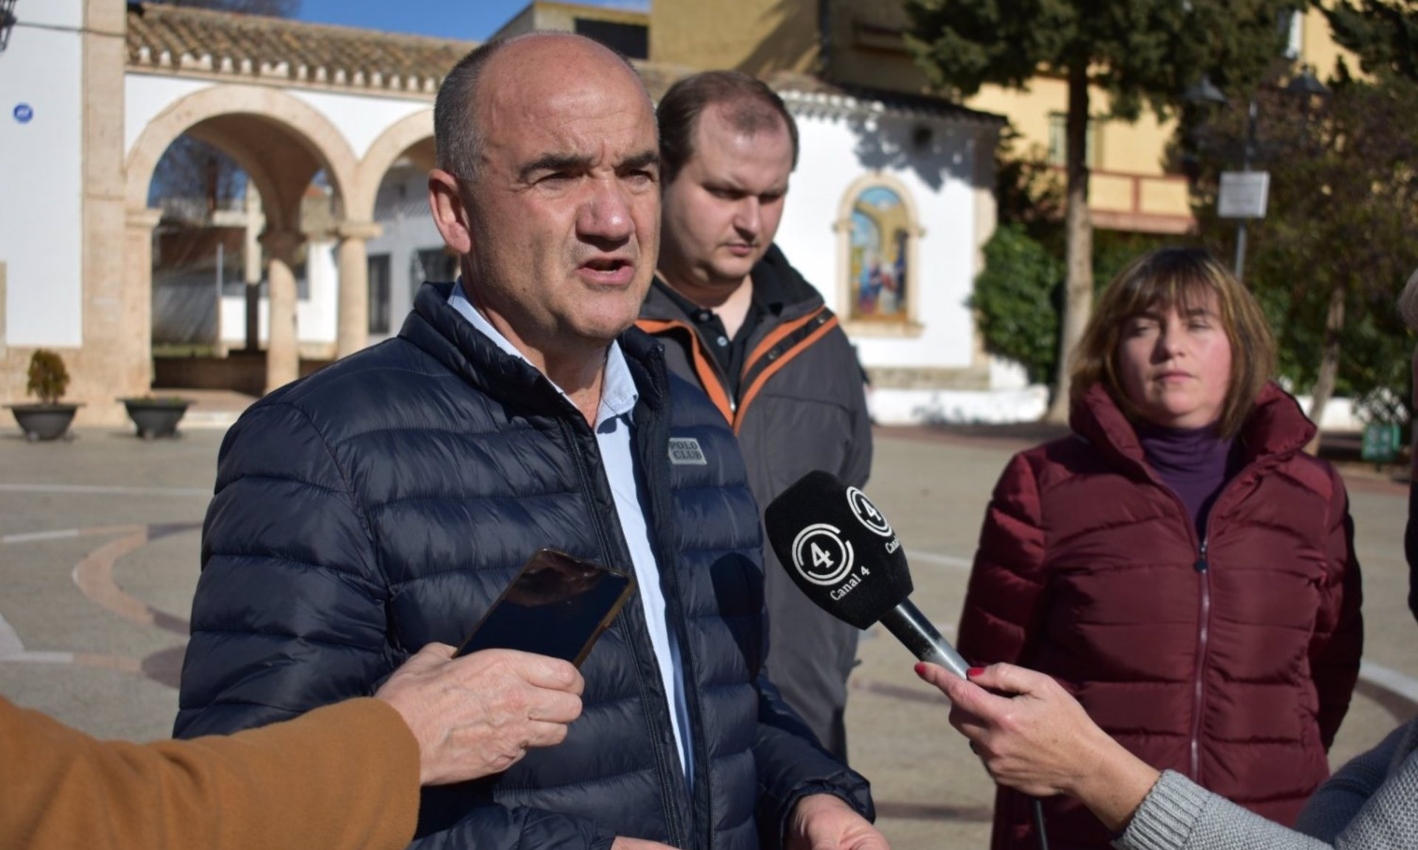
[
  {"left": 122, "top": 3, "right": 1002, "bottom": 126},
  {"left": 125, "top": 2, "right": 475, "bottom": 95}
]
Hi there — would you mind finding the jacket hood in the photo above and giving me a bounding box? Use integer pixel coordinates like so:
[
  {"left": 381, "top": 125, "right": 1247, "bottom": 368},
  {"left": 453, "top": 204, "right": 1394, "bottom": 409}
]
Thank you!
[{"left": 1070, "top": 380, "right": 1316, "bottom": 476}]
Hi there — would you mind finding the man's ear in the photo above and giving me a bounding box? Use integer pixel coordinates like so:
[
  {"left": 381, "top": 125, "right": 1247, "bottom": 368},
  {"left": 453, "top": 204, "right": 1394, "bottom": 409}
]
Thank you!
[{"left": 428, "top": 168, "right": 473, "bottom": 255}]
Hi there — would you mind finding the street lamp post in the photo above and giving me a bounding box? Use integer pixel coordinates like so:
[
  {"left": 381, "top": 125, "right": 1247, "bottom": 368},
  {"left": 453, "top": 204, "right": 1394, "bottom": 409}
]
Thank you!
[
  {"left": 1183, "top": 66, "right": 1329, "bottom": 282},
  {"left": 1234, "top": 98, "right": 1258, "bottom": 280}
]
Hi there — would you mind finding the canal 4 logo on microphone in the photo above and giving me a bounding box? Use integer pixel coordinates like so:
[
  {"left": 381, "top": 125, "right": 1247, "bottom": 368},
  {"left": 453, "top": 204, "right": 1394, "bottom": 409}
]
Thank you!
[
  {"left": 789, "top": 487, "right": 901, "bottom": 601},
  {"left": 846, "top": 486, "right": 894, "bottom": 539}
]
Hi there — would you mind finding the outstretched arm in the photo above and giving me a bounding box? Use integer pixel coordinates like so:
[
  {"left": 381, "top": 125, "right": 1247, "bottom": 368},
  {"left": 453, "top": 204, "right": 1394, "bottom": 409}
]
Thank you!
[
  {"left": 2, "top": 644, "right": 585, "bottom": 850},
  {"left": 915, "top": 663, "right": 1418, "bottom": 850}
]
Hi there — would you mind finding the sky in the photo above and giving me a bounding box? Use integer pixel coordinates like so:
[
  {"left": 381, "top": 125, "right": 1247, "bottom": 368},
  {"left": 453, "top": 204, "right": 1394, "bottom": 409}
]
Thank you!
[{"left": 295, "top": 0, "right": 649, "bottom": 42}]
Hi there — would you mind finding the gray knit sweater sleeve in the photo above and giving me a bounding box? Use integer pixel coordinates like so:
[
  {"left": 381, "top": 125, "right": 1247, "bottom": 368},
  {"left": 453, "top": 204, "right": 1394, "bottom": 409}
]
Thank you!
[{"left": 1113, "top": 720, "right": 1418, "bottom": 850}]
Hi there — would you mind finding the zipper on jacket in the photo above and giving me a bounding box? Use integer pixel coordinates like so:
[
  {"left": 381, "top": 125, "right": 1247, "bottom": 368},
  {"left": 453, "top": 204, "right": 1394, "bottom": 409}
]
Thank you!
[
  {"left": 557, "top": 418, "right": 690, "bottom": 849},
  {"left": 1190, "top": 537, "right": 1211, "bottom": 781},
  {"left": 644, "top": 356, "right": 718, "bottom": 850}
]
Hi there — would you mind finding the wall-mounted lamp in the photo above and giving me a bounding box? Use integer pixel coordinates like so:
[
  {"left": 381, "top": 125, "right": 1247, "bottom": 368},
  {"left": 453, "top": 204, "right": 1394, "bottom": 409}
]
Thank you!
[{"left": 0, "top": 0, "right": 18, "bottom": 55}]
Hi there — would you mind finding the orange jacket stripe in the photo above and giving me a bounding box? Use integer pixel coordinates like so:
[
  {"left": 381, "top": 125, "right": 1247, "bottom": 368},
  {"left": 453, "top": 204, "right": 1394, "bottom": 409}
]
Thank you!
[
  {"left": 635, "top": 318, "right": 735, "bottom": 424},
  {"left": 734, "top": 313, "right": 840, "bottom": 435}
]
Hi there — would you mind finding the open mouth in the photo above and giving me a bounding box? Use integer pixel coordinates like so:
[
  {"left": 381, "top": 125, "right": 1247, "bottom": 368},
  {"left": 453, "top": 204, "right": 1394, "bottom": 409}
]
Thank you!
[
  {"left": 584, "top": 256, "right": 630, "bottom": 272},
  {"left": 580, "top": 256, "right": 635, "bottom": 284}
]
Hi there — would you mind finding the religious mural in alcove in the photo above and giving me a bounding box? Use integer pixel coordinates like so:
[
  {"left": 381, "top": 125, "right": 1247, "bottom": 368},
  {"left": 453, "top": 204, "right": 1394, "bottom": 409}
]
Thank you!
[{"left": 847, "top": 185, "right": 911, "bottom": 323}]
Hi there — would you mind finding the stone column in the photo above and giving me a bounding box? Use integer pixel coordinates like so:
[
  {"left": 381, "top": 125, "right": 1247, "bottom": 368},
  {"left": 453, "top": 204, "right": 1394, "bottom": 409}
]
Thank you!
[
  {"left": 124, "top": 207, "right": 164, "bottom": 393},
  {"left": 83, "top": 2, "right": 135, "bottom": 423},
  {"left": 259, "top": 229, "right": 304, "bottom": 394},
  {"left": 243, "top": 187, "right": 265, "bottom": 352},
  {"left": 335, "top": 220, "right": 383, "bottom": 358}
]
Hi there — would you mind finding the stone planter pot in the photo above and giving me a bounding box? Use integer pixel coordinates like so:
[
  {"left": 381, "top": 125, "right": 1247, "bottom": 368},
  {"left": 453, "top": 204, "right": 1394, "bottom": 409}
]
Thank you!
[
  {"left": 6, "top": 403, "right": 81, "bottom": 441},
  {"left": 119, "top": 398, "right": 192, "bottom": 439}
]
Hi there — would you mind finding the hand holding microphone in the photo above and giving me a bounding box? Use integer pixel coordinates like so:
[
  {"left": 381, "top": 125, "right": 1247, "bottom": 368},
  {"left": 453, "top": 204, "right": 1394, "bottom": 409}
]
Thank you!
[
  {"left": 766, "top": 472, "right": 1055, "bottom": 850},
  {"left": 763, "top": 470, "right": 969, "bottom": 678}
]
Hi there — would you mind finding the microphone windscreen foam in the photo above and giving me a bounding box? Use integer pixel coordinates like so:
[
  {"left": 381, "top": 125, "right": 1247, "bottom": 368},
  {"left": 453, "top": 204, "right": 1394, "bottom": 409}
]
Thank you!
[{"left": 764, "top": 470, "right": 914, "bottom": 629}]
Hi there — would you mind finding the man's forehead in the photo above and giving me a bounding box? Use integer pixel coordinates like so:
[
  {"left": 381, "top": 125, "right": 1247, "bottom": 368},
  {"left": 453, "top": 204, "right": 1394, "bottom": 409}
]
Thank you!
[
  {"left": 699, "top": 101, "right": 788, "bottom": 138},
  {"left": 481, "top": 70, "right": 650, "bottom": 135},
  {"left": 689, "top": 106, "right": 792, "bottom": 174},
  {"left": 481, "top": 35, "right": 648, "bottom": 107}
]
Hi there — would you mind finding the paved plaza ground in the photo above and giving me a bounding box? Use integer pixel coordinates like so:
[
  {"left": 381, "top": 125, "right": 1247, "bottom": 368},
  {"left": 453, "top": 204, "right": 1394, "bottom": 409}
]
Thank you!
[{"left": 1, "top": 417, "right": 1414, "bottom": 849}]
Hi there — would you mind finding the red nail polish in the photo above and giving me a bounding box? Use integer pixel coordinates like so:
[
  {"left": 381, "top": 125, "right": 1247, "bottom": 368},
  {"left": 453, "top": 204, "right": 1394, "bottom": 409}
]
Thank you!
[
  {"left": 967, "top": 667, "right": 984, "bottom": 677},
  {"left": 913, "top": 662, "right": 928, "bottom": 676}
]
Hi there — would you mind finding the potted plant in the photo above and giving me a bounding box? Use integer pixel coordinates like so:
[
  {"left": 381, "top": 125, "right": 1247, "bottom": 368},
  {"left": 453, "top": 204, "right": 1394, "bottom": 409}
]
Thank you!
[
  {"left": 6, "top": 349, "right": 81, "bottom": 441},
  {"left": 118, "top": 394, "right": 193, "bottom": 440}
]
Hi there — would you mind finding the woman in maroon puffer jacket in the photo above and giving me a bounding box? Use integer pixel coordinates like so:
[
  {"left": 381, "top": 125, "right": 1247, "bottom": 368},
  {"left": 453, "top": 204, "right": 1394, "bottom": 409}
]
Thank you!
[{"left": 958, "top": 248, "right": 1363, "bottom": 850}]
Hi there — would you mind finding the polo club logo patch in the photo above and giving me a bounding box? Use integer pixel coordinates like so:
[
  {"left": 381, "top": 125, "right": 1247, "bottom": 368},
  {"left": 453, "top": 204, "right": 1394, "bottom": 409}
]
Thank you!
[{"left": 668, "top": 437, "right": 708, "bottom": 465}]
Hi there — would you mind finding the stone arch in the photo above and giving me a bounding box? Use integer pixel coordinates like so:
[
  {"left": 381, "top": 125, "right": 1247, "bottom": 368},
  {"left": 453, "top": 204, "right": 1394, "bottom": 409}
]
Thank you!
[
  {"left": 125, "top": 84, "right": 358, "bottom": 231},
  {"left": 125, "top": 85, "right": 361, "bottom": 393},
  {"left": 350, "top": 108, "right": 435, "bottom": 223}
]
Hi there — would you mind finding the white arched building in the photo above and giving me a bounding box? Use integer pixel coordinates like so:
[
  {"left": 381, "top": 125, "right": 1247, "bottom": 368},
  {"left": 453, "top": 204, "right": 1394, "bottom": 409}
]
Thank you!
[{"left": 0, "top": 0, "right": 1042, "bottom": 426}]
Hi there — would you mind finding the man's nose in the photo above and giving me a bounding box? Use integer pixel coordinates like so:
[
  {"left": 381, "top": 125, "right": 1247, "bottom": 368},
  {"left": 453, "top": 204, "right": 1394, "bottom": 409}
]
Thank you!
[
  {"left": 733, "top": 198, "right": 762, "bottom": 237},
  {"left": 579, "top": 179, "right": 635, "bottom": 242}
]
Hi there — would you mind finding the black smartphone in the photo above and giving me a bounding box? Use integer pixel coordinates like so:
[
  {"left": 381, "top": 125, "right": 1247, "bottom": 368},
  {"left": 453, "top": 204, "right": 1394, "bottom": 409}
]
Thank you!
[{"left": 454, "top": 548, "right": 637, "bottom": 667}]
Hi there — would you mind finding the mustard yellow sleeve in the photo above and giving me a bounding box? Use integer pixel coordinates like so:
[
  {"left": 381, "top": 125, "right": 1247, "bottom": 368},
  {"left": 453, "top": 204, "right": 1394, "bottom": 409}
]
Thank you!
[{"left": 1, "top": 695, "right": 420, "bottom": 850}]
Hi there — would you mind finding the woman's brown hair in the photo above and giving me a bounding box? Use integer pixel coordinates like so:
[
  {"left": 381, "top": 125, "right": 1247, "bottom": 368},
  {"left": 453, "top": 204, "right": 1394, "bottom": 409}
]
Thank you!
[{"left": 1069, "top": 248, "right": 1276, "bottom": 438}]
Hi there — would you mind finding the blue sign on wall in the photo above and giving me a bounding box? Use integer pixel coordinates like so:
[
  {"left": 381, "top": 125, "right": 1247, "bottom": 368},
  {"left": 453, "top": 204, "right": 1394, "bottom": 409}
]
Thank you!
[{"left": 13, "top": 103, "right": 33, "bottom": 124}]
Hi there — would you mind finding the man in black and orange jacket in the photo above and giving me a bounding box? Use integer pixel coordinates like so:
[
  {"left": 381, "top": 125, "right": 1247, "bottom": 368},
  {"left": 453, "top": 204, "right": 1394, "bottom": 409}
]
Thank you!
[{"left": 639, "top": 70, "right": 873, "bottom": 761}]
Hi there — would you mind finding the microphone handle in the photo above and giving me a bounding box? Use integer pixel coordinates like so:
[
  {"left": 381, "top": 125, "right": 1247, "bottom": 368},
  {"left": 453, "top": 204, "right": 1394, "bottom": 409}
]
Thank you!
[{"left": 879, "top": 599, "right": 970, "bottom": 679}]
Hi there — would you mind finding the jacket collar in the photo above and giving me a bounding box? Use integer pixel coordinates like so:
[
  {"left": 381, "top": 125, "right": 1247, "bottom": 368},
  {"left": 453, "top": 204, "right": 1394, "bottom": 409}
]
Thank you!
[
  {"left": 1070, "top": 380, "right": 1316, "bottom": 475},
  {"left": 640, "top": 243, "right": 826, "bottom": 326},
  {"left": 399, "top": 281, "right": 667, "bottom": 417}
]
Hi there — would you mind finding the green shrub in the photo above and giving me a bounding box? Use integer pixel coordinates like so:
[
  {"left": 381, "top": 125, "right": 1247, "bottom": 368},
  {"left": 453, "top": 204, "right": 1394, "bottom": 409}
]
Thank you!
[
  {"left": 970, "top": 223, "right": 1063, "bottom": 385},
  {"left": 26, "top": 349, "right": 70, "bottom": 405}
]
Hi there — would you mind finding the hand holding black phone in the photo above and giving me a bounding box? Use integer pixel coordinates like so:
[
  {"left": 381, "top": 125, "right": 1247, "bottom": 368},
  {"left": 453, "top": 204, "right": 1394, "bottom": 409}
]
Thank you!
[{"left": 455, "top": 548, "right": 636, "bottom": 667}]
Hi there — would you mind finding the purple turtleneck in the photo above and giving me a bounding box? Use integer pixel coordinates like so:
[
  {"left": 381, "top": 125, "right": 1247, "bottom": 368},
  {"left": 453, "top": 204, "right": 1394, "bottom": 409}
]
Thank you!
[{"left": 1137, "top": 423, "right": 1244, "bottom": 540}]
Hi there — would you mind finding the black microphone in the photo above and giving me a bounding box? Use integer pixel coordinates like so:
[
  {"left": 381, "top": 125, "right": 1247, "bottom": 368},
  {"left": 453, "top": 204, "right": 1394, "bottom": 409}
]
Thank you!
[{"left": 764, "top": 470, "right": 970, "bottom": 678}]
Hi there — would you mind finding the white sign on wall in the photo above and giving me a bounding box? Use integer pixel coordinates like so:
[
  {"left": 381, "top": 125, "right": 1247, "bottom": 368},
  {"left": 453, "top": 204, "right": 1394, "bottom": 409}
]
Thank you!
[{"left": 1218, "top": 171, "right": 1270, "bottom": 219}]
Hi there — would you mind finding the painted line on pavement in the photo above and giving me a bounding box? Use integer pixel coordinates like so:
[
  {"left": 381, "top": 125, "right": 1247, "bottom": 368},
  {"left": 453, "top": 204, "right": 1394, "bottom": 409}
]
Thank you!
[
  {"left": 0, "top": 612, "right": 75, "bottom": 664},
  {"left": 71, "top": 527, "right": 191, "bottom": 636},
  {"left": 3, "top": 528, "right": 79, "bottom": 544},
  {"left": 912, "top": 550, "right": 972, "bottom": 570},
  {"left": 1, "top": 525, "right": 144, "bottom": 545},
  {"left": 0, "top": 483, "right": 209, "bottom": 498}
]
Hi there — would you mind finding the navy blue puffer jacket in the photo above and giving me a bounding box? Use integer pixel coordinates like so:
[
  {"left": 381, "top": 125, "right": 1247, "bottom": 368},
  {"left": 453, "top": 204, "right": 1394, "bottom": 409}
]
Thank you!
[{"left": 174, "top": 283, "right": 873, "bottom": 850}]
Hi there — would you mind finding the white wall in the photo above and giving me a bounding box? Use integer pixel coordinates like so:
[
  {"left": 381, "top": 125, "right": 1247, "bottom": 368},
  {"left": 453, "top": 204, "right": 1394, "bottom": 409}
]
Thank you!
[
  {"left": 781, "top": 109, "right": 984, "bottom": 372},
  {"left": 124, "top": 75, "right": 213, "bottom": 156},
  {"left": 290, "top": 89, "right": 428, "bottom": 161},
  {"left": 126, "top": 76, "right": 431, "bottom": 162},
  {"left": 0, "top": 1, "right": 86, "bottom": 346}
]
